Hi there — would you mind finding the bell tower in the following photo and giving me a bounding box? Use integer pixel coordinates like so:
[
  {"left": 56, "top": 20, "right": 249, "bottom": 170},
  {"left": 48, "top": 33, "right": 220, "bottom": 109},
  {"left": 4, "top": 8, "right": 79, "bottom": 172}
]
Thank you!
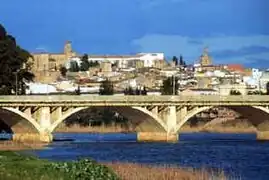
[
  {"left": 64, "top": 41, "right": 72, "bottom": 58},
  {"left": 199, "top": 47, "right": 212, "bottom": 66}
]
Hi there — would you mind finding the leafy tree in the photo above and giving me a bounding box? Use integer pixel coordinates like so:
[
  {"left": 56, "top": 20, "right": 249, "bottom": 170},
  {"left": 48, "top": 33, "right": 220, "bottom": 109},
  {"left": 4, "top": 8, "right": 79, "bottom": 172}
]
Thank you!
[
  {"left": 141, "top": 86, "right": 147, "bottom": 95},
  {"left": 60, "top": 66, "right": 67, "bottom": 77},
  {"left": 135, "top": 87, "right": 141, "bottom": 95},
  {"left": 230, "top": 90, "right": 241, "bottom": 95},
  {"left": 179, "top": 55, "right": 187, "bottom": 67},
  {"left": 80, "top": 54, "right": 90, "bottom": 71},
  {"left": 69, "top": 61, "right": 79, "bottom": 72},
  {"left": 179, "top": 55, "right": 184, "bottom": 66},
  {"left": 124, "top": 87, "right": 135, "bottom": 95},
  {"left": 266, "top": 82, "right": 269, "bottom": 95},
  {"left": 0, "top": 24, "right": 34, "bottom": 95},
  {"left": 89, "top": 61, "right": 99, "bottom": 67},
  {"left": 75, "top": 85, "right": 81, "bottom": 95},
  {"left": 161, "top": 76, "right": 179, "bottom": 95},
  {"left": 172, "top": 56, "right": 178, "bottom": 66},
  {"left": 99, "top": 79, "right": 114, "bottom": 95}
]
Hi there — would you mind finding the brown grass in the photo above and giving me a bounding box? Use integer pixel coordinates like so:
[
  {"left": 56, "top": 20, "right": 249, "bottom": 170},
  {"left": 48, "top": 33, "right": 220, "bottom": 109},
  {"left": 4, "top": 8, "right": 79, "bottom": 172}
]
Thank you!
[
  {"left": 0, "top": 141, "right": 47, "bottom": 151},
  {"left": 105, "top": 163, "right": 227, "bottom": 180},
  {"left": 56, "top": 124, "right": 256, "bottom": 134},
  {"left": 180, "top": 126, "right": 256, "bottom": 134},
  {"left": 55, "top": 124, "right": 133, "bottom": 133}
]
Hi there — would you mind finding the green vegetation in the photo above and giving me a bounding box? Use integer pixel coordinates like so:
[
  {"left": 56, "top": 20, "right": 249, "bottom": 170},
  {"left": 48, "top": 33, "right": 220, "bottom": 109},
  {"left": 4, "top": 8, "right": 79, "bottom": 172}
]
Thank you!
[
  {"left": 60, "top": 66, "right": 68, "bottom": 77},
  {"left": 80, "top": 54, "right": 90, "bottom": 71},
  {"left": 64, "top": 107, "right": 129, "bottom": 127},
  {"left": 172, "top": 55, "right": 186, "bottom": 67},
  {"left": 123, "top": 86, "right": 147, "bottom": 95},
  {"left": 89, "top": 60, "right": 99, "bottom": 68},
  {"left": 69, "top": 61, "right": 80, "bottom": 72},
  {"left": 266, "top": 82, "right": 269, "bottom": 95},
  {"left": 0, "top": 151, "right": 119, "bottom": 180},
  {"left": 230, "top": 90, "right": 241, "bottom": 95},
  {"left": 161, "top": 76, "right": 180, "bottom": 95},
  {"left": 0, "top": 24, "right": 34, "bottom": 95},
  {"left": 99, "top": 79, "right": 114, "bottom": 95}
]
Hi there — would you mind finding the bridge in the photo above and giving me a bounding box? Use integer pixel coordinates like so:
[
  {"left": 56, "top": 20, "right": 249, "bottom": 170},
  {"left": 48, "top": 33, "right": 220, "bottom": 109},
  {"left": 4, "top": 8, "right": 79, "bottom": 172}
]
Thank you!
[{"left": 1, "top": 95, "right": 269, "bottom": 143}]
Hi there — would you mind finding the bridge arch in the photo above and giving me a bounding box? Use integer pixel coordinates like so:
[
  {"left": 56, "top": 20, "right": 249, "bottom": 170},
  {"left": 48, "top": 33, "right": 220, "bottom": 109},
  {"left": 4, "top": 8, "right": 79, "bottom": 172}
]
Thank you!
[
  {"left": 0, "top": 107, "right": 42, "bottom": 134},
  {"left": 173, "top": 105, "right": 269, "bottom": 133},
  {"left": 48, "top": 106, "right": 167, "bottom": 133}
]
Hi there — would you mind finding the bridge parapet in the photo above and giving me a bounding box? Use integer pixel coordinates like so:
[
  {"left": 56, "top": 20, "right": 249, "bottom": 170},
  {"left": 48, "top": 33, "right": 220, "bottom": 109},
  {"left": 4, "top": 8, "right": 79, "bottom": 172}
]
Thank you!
[{"left": 0, "top": 95, "right": 269, "bottom": 107}]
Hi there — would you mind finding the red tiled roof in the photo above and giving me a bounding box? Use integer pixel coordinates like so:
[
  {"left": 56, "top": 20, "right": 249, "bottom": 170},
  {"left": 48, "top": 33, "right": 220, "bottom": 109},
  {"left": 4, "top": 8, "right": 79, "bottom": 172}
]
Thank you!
[{"left": 227, "top": 64, "right": 244, "bottom": 72}]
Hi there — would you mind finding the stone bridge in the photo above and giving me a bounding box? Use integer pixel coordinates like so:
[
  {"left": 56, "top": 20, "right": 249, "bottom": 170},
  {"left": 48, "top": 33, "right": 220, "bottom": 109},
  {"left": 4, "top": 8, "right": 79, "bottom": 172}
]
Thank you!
[{"left": 1, "top": 95, "right": 269, "bottom": 143}]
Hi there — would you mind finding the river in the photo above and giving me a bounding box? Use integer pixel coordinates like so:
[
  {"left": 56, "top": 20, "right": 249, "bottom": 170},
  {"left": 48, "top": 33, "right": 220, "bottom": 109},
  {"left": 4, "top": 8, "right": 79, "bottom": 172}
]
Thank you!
[{"left": 22, "top": 133, "right": 269, "bottom": 180}]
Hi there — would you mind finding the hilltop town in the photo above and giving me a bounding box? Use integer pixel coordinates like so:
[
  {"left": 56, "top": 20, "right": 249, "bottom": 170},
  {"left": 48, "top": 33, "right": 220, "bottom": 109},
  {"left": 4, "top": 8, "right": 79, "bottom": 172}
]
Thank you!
[{"left": 29, "top": 41, "right": 268, "bottom": 96}]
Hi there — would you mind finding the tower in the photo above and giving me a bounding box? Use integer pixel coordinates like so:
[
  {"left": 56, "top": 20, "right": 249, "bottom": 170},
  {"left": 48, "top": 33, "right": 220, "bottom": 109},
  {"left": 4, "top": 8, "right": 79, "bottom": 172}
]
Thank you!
[
  {"left": 64, "top": 41, "right": 72, "bottom": 58},
  {"left": 199, "top": 47, "right": 212, "bottom": 66}
]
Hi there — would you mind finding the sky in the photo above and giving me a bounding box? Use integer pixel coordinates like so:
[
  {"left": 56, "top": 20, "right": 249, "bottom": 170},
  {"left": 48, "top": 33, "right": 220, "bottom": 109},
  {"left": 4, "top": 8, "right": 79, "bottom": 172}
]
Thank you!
[{"left": 1, "top": 0, "right": 269, "bottom": 68}]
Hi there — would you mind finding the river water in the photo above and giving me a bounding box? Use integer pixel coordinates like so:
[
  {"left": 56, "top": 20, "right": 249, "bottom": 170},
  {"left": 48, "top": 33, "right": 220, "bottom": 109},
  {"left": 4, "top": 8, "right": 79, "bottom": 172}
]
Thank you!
[{"left": 23, "top": 133, "right": 269, "bottom": 180}]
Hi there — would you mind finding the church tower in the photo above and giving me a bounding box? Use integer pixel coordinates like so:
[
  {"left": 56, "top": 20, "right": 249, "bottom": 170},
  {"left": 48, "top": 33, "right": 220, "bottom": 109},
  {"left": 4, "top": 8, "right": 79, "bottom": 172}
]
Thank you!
[
  {"left": 64, "top": 41, "right": 73, "bottom": 59},
  {"left": 199, "top": 47, "right": 212, "bottom": 66}
]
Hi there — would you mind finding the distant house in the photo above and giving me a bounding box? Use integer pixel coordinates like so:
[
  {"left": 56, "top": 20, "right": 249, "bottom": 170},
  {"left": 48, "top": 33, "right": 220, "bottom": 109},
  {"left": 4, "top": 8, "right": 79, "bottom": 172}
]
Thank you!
[{"left": 181, "top": 88, "right": 219, "bottom": 96}]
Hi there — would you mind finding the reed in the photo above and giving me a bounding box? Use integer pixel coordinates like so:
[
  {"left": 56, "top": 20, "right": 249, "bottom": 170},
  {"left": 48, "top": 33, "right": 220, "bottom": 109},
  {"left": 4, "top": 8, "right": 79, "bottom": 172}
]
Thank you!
[{"left": 105, "top": 162, "right": 229, "bottom": 180}]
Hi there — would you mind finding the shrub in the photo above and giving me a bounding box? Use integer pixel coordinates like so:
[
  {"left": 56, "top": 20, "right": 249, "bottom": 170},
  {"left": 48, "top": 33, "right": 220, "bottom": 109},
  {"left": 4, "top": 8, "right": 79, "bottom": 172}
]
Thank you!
[{"left": 44, "top": 158, "right": 119, "bottom": 180}]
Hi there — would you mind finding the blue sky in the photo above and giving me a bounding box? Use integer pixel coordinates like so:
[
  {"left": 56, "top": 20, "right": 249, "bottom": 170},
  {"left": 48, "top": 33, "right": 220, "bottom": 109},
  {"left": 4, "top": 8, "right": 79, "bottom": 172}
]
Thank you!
[{"left": 1, "top": 0, "right": 268, "bottom": 68}]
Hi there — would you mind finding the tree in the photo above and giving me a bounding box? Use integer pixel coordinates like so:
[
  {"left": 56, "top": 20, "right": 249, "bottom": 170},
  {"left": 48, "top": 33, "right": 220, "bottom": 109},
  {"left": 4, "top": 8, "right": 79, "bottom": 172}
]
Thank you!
[
  {"left": 124, "top": 87, "right": 135, "bottom": 95},
  {"left": 179, "top": 55, "right": 184, "bottom": 66},
  {"left": 89, "top": 60, "right": 99, "bottom": 67},
  {"left": 172, "top": 56, "right": 178, "bottom": 66},
  {"left": 179, "top": 55, "right": 187, "bottom": 67},
  {"left": 161, "top": 77, "right": 179, "bottom": 95},
  {"left": 80, "top": 54, "right": 90, "bottom": 71},
  {"left": 0, "top": 24, "right": 34, "bottom": 95},
  {"left": 75, "top": 85, "right": 81, "bottom": 95},
  {"left": 230, "top": 90, "right": 241, "bottom": 95},
  {"left": 69, "top": 61, "right": 79, "bottom": 72},
  {"left": 135, "top": 87, "right": 141, "bottom": 95},
  {"left": 266, "top": 82, "right": 269, "bottom": 95},
  {"left": 141, "top": 86, "right": 147, "bottom": 95},
  {"left": 99, "top": 79, "right": 114, "bottom": 95},
  {"left": 60, "top": 66, "right": 67, "bottom": 77}
]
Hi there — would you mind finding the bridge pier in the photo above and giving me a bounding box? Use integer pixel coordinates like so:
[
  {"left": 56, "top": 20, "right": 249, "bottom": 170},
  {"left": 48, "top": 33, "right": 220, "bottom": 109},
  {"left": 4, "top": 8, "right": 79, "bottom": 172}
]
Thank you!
[
  {"left": 256, "top": 131, "right": 269, "bottom": 140},
  {"left": 12, "top": 133, "right": 53, "bottom": 143},
  {"left": 137, "top": 132, "right": 178, "bottom": 143}
]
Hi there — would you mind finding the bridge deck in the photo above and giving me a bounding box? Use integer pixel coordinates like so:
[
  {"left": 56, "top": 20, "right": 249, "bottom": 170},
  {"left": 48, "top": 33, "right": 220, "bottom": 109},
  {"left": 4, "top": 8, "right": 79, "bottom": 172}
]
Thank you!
[{"left": 0, "top": 95, "right": 269, "bottom": 106}]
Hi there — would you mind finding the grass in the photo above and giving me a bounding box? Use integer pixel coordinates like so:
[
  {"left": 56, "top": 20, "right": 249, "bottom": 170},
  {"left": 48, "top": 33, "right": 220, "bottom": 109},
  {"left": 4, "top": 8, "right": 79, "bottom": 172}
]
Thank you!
[
  {"left": 0, "top": 151, "right": 229, "bottom": 180},
  {"left": 106, "top": 163, "right": 228, "bottom": 180},
  {"left": 0, "top": 151, "right": 119, "bottom": 180}
]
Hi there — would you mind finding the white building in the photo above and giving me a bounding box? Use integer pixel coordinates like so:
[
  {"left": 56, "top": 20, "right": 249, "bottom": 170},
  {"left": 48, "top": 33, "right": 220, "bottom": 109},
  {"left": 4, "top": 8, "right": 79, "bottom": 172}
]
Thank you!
[
  {"left": 87, "top": 53, "right": 164, "bottom": 68},
  {"left": 260, "top": 71, "right": 269, "bottom": 92},
  {"left": 26, "top": 83, "right": 58, "bottom": 94}
]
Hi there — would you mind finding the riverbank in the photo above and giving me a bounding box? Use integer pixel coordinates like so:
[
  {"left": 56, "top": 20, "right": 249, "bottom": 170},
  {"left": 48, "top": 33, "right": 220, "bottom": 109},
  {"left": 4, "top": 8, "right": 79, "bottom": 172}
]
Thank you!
[
  {"left": 55, "top": 124, "right": 257, "bottom": 134},
  {"left": 0, "top": 141, "right": 47, "bottom": 151},
  {"left": 0, "top": 151, "right": 226, "bottom": 180}
]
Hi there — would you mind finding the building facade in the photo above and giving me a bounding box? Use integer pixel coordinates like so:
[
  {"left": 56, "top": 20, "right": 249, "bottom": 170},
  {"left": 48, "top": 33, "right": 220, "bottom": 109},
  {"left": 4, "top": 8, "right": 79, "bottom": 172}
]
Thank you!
[{"left": 31, "top": 41, "right": 76, "bottom": 72}]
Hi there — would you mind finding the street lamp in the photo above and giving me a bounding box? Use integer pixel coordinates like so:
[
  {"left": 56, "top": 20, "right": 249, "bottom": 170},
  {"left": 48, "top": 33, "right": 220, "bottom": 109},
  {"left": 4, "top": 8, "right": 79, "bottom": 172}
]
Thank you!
[
  {"left": 14, "top": 70, "right": 19, "bottom": 96},
  {"left": 172, "top": 75, "right": 176, "bottom": 95}
]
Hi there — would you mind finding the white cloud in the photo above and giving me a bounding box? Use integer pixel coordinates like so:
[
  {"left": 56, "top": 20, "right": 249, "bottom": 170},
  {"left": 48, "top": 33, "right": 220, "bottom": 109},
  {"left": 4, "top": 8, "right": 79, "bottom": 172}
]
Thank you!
[{"left": 132, "top": 34, "right": 269, "bottom": 65}]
